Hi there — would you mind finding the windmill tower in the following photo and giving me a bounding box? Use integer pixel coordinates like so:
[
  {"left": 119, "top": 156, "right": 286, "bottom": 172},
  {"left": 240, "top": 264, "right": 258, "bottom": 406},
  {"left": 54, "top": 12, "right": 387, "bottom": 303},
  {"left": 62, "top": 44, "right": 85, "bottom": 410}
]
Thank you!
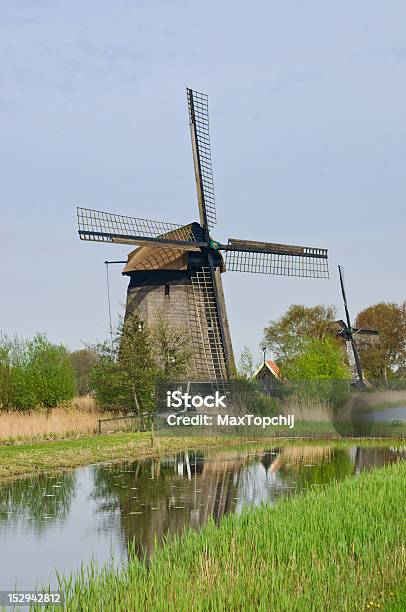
[
  {"left": 334, "top": 265, "right": 379, "bottom": 387},
  {"left": 77, "top": 88, "right": 330, "bottom": 383}
]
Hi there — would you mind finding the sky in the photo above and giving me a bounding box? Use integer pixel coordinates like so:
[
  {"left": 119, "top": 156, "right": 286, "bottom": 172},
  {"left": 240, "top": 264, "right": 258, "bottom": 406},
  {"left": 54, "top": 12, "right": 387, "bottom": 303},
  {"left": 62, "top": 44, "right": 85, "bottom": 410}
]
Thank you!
[{"left": 1, "top": 0, "right": 405, "bottom": 365}]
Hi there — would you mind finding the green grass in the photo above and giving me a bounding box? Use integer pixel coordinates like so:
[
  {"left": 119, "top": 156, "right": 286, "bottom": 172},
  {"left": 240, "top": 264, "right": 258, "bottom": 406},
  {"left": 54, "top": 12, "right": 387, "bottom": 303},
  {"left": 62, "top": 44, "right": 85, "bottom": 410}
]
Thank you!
[
  {"left": 386, "top": 580, "right": 406, "bottom": 611},
  {"left": 0, "top": 432, "right": 255, "bottom": 480},
  {"left": 42, "top": 461, "right": 406, "bottom": 611}
]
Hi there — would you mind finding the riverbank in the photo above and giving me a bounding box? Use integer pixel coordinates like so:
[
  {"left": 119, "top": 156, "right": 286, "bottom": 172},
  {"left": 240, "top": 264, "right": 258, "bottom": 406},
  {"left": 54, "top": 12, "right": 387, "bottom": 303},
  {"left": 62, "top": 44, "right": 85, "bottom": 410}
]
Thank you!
[
  {"left": 52, "top": 461, "right": 406, "bottom": 611},
  {"left": 0, "top": 432, "right": 245, "bottom": 480},
  {"left": 1, "top": 429, "right": 404, "bottom": 483}
]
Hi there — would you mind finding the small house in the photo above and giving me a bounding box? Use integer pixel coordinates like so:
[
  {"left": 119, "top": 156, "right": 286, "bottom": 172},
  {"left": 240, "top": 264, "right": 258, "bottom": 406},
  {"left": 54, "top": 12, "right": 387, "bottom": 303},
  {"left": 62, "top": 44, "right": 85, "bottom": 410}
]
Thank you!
[{"left": 253, "top": 359, "right": 282, "bottom": 396}]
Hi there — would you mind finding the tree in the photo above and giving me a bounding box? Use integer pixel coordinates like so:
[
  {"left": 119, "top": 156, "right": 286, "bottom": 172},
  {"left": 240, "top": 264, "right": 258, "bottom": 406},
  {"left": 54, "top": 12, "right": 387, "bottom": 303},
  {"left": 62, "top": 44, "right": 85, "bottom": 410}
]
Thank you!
[
  {"left": 282, "top": 337, "right": 349, "bottom": 407},
  {"left": 91, "top": 314, "right": 158, "bottom": 413},
  {"left": 263, "top": 304, "right": 337, "bottom": 361},
  {"left": 0, "top": 333, "right": 76, "bottom": 410},
  {"left": 16, "top": 335, "right": 77, "bottom": 409},
  {"left": 283, "top": 338, "right": 348, "bottom": 381},
  {"left": 355, "top": 302, "right": 406, "bottom": 378},
  {"left": 70, "top": 349, "right": 98, "bottom": 395},
  {"left": 149, "top": 313, "right": 192, "bottom": 379},
  {"left": 238, "top": 346, "right": 255, "bottom": 378},
  {"left": 91, "top": 312, "right": 193, "bottom": 414}
]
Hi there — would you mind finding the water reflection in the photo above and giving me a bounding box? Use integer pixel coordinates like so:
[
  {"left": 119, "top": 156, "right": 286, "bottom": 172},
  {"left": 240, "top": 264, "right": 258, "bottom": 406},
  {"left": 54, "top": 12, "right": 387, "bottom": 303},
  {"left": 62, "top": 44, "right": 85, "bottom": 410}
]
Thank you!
[
  {"left": 0, "top": 445, "right": 405, "bottom": 590},
  {"left": 90, "top": 445, "right": 406, "bottom": 558},
  {"left": 0, "top": 472, "right": 76, "bottom": 533}
]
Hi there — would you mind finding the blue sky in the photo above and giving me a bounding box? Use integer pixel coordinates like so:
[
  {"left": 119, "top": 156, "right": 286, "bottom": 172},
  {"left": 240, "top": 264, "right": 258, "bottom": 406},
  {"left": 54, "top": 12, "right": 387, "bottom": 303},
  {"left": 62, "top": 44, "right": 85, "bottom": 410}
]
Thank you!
[{"left": 1, "top": 1, "right": 405, "bottom": 364}]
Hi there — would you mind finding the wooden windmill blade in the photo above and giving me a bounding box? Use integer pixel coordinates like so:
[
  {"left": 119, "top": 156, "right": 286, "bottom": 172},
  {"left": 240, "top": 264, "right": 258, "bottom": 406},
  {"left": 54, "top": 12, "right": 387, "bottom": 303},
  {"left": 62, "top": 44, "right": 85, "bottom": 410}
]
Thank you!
[
  {"left": 337, "top": 265, "right": 365, "bottom": 386},
  {"left": 187, "top": 88, "right": 216, "bottom": 231},
  {"left": 207, "top": 253, "right": 235, "bottom": 379},
  {"left": 221, "top": 238, "right": 329, "bottom": 278},
  {"left": 77, "top": 207, "right": 205, "bottom": 249},
  {"left": 338, "top": 265, "right": 352, "bottom": 330},
  {"left": 188, "top": 260, "right": 231, "bottom": 382},
  {"left": 352, "top": 328, "right": 379, "bottom": 337},
  {"left": 186, "top": 89, "right": 231, "bottom": 380}
]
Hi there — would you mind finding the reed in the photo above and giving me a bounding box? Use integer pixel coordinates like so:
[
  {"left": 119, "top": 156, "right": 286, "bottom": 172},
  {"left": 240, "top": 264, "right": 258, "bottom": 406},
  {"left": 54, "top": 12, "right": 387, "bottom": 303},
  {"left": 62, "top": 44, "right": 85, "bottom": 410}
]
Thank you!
[
  {"left": 51, "top": 461, "right": 406, "bottom": 611},
  {"left": 0, "top": 396, "right": 104, "bottom": 442}
]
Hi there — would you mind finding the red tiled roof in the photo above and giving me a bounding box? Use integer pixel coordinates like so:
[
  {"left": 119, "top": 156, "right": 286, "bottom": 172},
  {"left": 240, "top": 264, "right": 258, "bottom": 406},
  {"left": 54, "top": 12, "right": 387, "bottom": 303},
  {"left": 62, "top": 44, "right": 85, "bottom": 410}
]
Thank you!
[{"left": 265, "top": 359, "right": 280, "bottom": 377}]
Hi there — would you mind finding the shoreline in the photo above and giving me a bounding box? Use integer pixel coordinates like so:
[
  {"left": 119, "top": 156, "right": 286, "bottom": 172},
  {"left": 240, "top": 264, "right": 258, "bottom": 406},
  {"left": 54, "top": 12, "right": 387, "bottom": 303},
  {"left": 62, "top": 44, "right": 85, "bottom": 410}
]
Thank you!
[{"left": 1, "top": 430, "right": 405, "bottom": 483}]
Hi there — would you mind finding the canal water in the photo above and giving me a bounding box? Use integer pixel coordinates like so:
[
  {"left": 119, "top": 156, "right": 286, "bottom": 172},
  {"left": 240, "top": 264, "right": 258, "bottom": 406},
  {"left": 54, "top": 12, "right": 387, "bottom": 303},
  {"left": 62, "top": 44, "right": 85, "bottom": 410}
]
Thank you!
[
  {"left": 361, "top": 405, "right": 406, "bottom": 423},
  {"left": 0, "top": 444, "right": 405, "bottom": 591}
]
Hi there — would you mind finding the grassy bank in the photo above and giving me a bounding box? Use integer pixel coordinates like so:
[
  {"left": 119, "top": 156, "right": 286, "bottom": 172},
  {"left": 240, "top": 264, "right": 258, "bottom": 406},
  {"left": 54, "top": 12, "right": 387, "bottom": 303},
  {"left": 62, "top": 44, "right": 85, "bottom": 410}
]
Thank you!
[
  {"left": 1, "top": 428, "right": 405, "bottom": 482},
  {"left": 49, "top": 461, "right": 406, "bottom": 611},
  {"left": 0, "top": 431, "right": 252, "bottom": 480}
]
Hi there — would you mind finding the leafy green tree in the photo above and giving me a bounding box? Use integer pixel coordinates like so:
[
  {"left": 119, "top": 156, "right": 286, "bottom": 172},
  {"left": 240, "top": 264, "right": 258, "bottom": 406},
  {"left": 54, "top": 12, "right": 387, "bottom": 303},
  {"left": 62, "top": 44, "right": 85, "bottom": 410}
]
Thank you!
[
  {"left": 91, "top": 315, "right": 158, "bottom": 413},
  {"left": 70, "top": 349, "right": 98, "bottom": 395},
  {"left": 0, "top": 333, "right": 76, "bottom": 410},
  {"left": 283, "top": 338, "right": 349, "bottom": 407},
  {"left": 283, "top": 338, "right": 348, "bottom": 380},
  {"left": 355, "top": 302, "right": 406, "bottom": 378},
  {"left": 91, "top": 312, "right": 193, "bottom": 414},
  {"left": 14, "top": 335, "right": 76, "bottom": 409},
  {"left": 263, "top": 304, "right": 337, "bottom": 361}
]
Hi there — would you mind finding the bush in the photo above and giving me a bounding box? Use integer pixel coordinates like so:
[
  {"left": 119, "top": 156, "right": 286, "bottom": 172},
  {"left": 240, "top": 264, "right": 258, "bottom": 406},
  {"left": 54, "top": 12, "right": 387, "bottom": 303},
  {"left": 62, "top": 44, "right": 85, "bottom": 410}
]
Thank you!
[
  {"left": 283, "top": 338, "right": 350, "bottom": 407},
  {"left": 0, "top": 333, "right": 76, "bottom": 410}
]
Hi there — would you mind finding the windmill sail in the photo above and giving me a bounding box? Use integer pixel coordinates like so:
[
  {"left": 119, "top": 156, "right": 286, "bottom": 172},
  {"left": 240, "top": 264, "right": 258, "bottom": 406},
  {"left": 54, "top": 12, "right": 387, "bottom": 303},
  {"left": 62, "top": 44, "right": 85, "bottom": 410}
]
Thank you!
[
  {"left": 223, "top": 239, "right": 329, "bottom": 278},
  {"left": 77, "top": 207, "right": 203, "bottom": 248},
  {"left": 337, "top": 266, "right": 379, "bottom": 387},
  {"left": 187, "top": 88, "right": 216, "bottom": 230},
  {"left": 189, "top": 266, "right": 228, "bottom": 381},
  {"left": 353, "top": 328, "right": 379, "bottom": 337}
]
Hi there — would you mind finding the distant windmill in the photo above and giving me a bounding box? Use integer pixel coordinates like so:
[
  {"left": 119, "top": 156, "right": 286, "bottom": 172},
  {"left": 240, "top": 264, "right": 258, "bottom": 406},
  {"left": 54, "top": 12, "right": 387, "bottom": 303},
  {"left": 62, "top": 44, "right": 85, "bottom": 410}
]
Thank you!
[
  {"left": 77, "top": 88, "right": 329, "bottom": 383},
  {"left": 335, "top": 265, "right": 379, "bottom": 387}
]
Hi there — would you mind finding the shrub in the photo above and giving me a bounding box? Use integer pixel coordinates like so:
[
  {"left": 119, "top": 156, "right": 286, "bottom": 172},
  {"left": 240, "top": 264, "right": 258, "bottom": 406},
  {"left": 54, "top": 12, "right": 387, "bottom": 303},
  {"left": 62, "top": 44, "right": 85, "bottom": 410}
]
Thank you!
[
  {"left": 0, "top": 333, "right": 76, "bottom": 410},
  {"left": 283, "top": 338, "right": 350, "bottom": 407}
]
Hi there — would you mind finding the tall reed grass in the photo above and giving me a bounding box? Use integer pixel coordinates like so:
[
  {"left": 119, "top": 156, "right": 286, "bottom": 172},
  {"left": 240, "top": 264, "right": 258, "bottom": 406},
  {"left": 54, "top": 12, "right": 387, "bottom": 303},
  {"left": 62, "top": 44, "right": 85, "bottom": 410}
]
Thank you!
[
  {"left": 0, "top": 396, "right": 104, "bottom": 442},
  {"left": 50, "top": 461, "right": 406, "bottom": 611}
]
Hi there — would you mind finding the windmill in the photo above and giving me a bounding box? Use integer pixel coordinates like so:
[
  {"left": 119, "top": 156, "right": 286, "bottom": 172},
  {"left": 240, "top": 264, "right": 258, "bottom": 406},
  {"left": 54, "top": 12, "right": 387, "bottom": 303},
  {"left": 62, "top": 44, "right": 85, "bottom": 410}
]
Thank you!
[
  {"left": 77, "top": 88, "right": 329, "bottom": 383},
  {"left": 335, "top": 265, "right": 379, "bottom": 387}
]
